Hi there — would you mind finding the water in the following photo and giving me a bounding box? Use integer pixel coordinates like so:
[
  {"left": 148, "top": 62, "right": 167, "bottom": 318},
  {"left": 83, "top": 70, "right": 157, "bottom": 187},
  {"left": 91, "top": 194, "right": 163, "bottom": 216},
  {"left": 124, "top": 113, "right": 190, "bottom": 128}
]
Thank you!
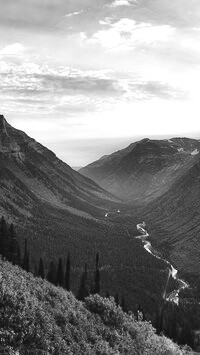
[{"left": 136, "top": 222, "right": 189, "bottom": 305}]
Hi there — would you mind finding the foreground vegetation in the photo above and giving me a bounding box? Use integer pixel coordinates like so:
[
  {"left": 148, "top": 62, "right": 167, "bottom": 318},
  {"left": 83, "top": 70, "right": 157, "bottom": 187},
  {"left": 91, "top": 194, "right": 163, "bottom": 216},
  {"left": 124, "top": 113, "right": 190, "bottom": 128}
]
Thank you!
[{"left": 0, "top": 258, "right": 192, "bottom": 355}]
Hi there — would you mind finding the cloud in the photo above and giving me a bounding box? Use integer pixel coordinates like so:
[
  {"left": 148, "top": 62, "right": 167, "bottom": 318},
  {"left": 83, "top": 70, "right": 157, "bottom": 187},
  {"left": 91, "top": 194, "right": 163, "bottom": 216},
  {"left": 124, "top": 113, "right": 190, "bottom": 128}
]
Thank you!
[
  {"left": 34, "top": 73, "right": 121, "bottom": 95},
  {"left": 0, "top": 60, "right": 124, "bottom": 115},
  {"left": 89, "top": 18, "right": 175, "bottom": 50},
  {"left": 0, "top": 43, "right": 25, "bottom": 57},
  {"left": 109, "top": 0, "right": 132, "bottom": 7},
  {"left": 64, "top": 10, "right": 83, "bottom": 18},
  {"left": 0, "top": 60, "right": 120, "bottom": 95},
  {"left": 0, "top": 58, "right": 186, "bottom": 121},
  {"left": 127, "top": 81, "right": 187, "bottom": 100}
]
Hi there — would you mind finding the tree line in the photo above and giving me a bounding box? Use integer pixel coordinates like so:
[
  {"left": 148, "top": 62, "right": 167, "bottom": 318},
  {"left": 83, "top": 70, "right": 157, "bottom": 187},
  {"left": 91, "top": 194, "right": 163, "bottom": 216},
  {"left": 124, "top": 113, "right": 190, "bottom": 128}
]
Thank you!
[{"left": 0, "top": 216, "right": 126, "bottom": 307}]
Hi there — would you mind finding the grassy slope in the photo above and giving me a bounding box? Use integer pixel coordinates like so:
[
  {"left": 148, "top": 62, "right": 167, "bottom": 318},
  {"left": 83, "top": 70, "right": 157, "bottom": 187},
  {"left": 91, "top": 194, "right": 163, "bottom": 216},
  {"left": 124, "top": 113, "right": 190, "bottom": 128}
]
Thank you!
[{"left": 0, "top": 258, "right": 190, "bottom": 355}]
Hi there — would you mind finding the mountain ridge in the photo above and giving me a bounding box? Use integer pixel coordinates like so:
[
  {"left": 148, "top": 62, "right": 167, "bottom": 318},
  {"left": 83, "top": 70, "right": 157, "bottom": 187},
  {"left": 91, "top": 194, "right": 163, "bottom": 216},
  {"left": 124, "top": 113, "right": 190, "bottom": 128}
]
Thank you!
[
  {"left": 80, "top": 137, "right": 200, "bottom": 203},
  {"left": 0, "top": 115, "right": 120, "bottom": 221}
]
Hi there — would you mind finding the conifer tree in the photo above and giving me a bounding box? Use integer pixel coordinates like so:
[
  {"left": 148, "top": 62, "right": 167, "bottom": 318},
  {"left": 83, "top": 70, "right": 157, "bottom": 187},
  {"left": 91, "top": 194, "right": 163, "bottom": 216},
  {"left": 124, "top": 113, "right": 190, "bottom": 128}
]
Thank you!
[
  {"left": 115, "top": 293, "right": 119, "bottom": 306},
  {"left": 78, "top": 263, "right": 89, "bottom": 300},
  {"left": 0, "top": 216, "right": 9, "bottom": 259},
  {"left": 0, "top": 216, "right": 3, "bottom": 255},
  {"left": 93, "top": 252, "right": 100, "bottom": 294},
  {"left": 47, "top": 261, "right": 57, "bottom": 285},
  {"left": 90, "top": 282, "right": 93, "bottom": 295},
  {"left": 26, "top": 251, "right": 30, "bottom": 273},
  {"left": 121, "top": 295, "right": 126, "bottom": 312},
  {"left": 56, "top": 258, "right": 64, "bottom": 286},
  {"left": 9, "top": 224, "right": 19, "bottom": 265},
  {"left": 38, "top": 257, "right": 45, "bottom": 279},
  {"left": 17, "top": 244, "right": 21, "bottom": 266},
  {"left": 22, "top": 239, "right": 30, "bottom": 272},
  {"left": 64, "top": 253, "right": 71, "bottom": 291}
]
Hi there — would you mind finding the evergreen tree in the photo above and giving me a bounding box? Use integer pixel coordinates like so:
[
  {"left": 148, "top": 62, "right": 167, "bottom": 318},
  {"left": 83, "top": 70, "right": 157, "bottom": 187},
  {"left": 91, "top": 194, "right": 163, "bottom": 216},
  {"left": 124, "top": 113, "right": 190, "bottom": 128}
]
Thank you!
[
  {"left": 156, "top": 304, "right": 164, "bottom": 334},
  {"left": 115, "top": 293, "right": 119, "bottom": 306},
  {"left": 78, "top": 263, "right": 89, "bottom": 300},
  {"left": 22, "top": 239, "right": 29, "bottom": 272},
  {"left": 93, "top": 252, "right": 100, "bottom": 294},
  {"left": 0, "top": 216, "right": 9, "bottom": 259},
  {"left": 56, "top": 258, "right": 64, "bottom": 286},
  {"left": 47, "top": 261, "right": 57, "bottom": 285},
  {"left": 26, "top": 252, "right": 30, "bottom": 273},
  {"left": 106, "top": 291, "right": 110, "bottom": 298},
  {"left": 0, "top": 216, "right": 3, "bottom": 256},
  {"left": 38, "top": 257, "right": 45, "bottom": 279},
  {"left": 121, "top": 295, "right": 126, "bottom": 312},
  {"left": 64, "top": 253, "right": 70, "bottom": 291},
  {"left": 17, "top": 244, "right": 21, "bottom": 266},
  {"left": 137, "top": 304, "right": 145, "bottom": 321},
  {"left": 34, "top": 263, "right": 38, "bottom": 277},
  {"left": 9, "top": 224, "right": 19, "bottom": 265}
]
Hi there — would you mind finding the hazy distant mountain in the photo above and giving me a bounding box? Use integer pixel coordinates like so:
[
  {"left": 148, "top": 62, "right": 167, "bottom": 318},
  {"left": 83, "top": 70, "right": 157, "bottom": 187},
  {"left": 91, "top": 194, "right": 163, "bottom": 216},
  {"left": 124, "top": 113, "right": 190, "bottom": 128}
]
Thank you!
[
  {"left": 72, "top": 166, "right": 83, "bottom": 171},
  {"left": 80, "top": 137, "right": 200, "bottom": 203}
]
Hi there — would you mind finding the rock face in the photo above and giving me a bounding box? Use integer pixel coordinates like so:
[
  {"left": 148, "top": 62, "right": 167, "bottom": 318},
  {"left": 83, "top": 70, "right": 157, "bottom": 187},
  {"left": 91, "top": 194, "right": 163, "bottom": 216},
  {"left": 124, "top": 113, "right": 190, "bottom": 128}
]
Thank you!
[
  {"left": 80, "top": 137, "right": 200, "bottom": 203},
  {"left": 0, "top": 115, "right": 118, "bottom": 222}
]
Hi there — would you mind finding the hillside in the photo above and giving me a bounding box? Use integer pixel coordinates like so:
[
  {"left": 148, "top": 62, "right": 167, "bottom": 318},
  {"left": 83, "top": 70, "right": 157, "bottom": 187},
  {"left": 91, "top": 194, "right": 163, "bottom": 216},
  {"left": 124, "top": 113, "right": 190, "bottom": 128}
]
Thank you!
[
  {"left": 141, "top": 157, "right": 200, "bottom": 275},
  {"left": 0, "top": 114, "right": 121, "bottom": 271},
  {"left": 80, "top": 138, "right": 200, "bottom": 202},
  {"left": 0, "top": 258, "right": 191, "bottom": 355},
  {"left": 0, "top": 114, "right": 119, "bottom": 222}
]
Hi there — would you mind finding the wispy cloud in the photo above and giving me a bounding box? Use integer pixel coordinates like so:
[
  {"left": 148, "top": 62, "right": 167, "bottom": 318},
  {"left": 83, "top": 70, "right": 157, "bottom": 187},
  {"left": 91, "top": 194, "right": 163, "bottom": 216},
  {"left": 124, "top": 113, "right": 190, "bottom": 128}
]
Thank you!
[
  {"left": 64, "top": 10, "right": 83, "bottom": 18},
  {"left": 0, "top": 55, "right": 186, "bottom": 120}
]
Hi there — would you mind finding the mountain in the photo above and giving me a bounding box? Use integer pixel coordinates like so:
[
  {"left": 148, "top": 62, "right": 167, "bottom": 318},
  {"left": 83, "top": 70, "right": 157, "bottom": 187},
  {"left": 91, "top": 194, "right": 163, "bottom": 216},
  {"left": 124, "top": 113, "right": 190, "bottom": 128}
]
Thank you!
[
  {"left": 0, "top": 114, "right": 119, "bottom": 221},
  {"left": 0, "top": 114, "right": 125, "bottom": 272},
  {"left": 142, "top": 156, "right": 200, "bottom": 275},
  {"left": 0, "top": 116, "right": 171, "bottom": 316},
  {"left": 0, "top": 257, "right": 190, "bottom": 355},
  {"left": 80, "top": 138, "right": 200, "bottom": 203}
]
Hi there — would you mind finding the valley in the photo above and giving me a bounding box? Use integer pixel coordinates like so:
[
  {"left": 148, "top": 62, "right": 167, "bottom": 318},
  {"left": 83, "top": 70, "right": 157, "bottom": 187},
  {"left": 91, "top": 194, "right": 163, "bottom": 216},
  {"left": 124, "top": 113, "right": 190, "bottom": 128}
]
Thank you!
[
  {"left": 1, "top": 116, "right": 200, "bottom": 350},
  {"left": 0, "top": 116, "right": 168, "bottom": 319}
]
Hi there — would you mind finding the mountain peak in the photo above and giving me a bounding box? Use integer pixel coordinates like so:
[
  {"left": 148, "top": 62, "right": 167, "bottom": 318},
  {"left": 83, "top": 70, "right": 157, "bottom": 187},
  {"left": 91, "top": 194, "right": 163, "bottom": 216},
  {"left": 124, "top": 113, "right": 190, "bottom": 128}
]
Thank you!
[{"left": 0, "top": 114, "right": 8, "bottom": 135}]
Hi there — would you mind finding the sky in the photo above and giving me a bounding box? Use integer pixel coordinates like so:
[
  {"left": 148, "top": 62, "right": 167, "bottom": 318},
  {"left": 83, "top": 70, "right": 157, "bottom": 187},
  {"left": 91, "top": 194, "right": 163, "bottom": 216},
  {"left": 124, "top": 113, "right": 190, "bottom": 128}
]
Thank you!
[{"left": 1, "top": 0, "right": 200, "bottom": 166}]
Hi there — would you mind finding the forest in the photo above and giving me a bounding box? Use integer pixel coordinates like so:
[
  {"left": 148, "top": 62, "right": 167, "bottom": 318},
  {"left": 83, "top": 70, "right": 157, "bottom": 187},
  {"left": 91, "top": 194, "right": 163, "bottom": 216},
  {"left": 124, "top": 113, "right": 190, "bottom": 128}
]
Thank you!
[{"left": 1, "top": 216, "right": 200, "bottom": 351}]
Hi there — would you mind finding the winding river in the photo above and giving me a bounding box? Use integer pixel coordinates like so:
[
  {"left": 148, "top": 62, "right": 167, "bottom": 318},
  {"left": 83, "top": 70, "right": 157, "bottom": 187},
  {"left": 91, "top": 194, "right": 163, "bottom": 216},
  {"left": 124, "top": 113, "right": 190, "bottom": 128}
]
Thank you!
[
  {"left": 105, "top": 211, "right": 188, "bottom": 305},
  {"left": 136, "top": 222, "right": 189, "bottom": 305}
]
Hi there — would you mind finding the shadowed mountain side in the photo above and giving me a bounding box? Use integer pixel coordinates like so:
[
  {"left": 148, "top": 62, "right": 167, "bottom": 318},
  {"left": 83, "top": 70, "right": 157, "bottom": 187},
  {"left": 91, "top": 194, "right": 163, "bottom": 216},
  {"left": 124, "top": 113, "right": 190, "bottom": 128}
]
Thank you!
[
  {"left": 142, "top": 158, "right": 200, "bottom": 274},
  {"left": 0, "top": 114, "right": 120, "bottom": 223},
  {"left": 80, "top": 138, "right": 200, "bottom": 203}
]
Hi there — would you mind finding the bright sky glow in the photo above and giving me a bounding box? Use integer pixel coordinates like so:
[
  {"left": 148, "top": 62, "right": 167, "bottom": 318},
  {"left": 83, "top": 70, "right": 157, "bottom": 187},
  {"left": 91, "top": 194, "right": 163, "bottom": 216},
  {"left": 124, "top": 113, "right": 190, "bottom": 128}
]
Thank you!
[{"left": 0, "top": 0, "right": 200, "bottom": 165}]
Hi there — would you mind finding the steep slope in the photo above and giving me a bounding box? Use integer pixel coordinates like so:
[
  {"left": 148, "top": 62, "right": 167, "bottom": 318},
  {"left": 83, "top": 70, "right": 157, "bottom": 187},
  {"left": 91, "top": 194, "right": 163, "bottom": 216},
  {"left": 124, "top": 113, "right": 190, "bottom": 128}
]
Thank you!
[
  {"left": 0, "top": 114, "right": 119, "bottom": 222},
  {"left": 142, "top": 156, "right": 200, "bottom": 274},
  {"left": 0, "top": 115, "right": 126, "bottom": 279},
  {"left": 0, "top": 258, "right": 189, "bottom": 355},
  {"left": 80, "top": 138, "right": 200, "bottom": 202}
]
